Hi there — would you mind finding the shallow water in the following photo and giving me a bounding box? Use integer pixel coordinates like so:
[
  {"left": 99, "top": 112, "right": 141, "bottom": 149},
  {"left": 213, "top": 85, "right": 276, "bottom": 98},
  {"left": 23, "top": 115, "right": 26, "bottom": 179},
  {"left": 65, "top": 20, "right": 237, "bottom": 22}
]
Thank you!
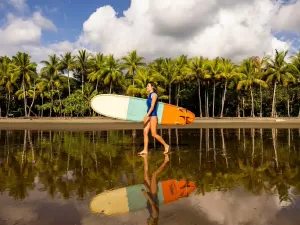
[{"left": 0, "top": 128, "right": 299, "bottom": 225}]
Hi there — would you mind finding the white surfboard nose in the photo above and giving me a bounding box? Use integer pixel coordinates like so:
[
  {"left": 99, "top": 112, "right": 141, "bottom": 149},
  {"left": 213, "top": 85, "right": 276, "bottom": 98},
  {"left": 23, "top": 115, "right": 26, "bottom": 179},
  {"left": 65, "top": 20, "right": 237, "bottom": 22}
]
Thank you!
[{"left": 90, "top": 94, "right": 130, "bottom": 120}]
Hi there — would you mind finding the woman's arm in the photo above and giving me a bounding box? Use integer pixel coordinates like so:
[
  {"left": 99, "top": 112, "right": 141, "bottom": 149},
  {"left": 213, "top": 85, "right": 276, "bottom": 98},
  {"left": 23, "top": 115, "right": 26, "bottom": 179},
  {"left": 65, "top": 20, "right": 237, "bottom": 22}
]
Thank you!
[{"left": 141, "top": 190, "right": 157, "bottom": 208}]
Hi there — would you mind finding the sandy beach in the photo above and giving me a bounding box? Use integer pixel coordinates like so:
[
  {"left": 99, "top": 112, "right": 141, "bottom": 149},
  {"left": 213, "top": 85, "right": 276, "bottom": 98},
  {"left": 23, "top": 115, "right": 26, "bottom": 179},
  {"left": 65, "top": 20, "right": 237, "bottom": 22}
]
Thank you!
[{"left": 0, "top": 117, "right": 300, "bottom": 130}]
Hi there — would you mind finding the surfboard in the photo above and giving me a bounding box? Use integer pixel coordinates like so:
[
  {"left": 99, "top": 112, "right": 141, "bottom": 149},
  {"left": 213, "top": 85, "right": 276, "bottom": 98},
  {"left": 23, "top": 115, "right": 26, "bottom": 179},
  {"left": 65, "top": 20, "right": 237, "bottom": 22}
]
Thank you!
[
  {"left": 90, "top": 94, "right": 195, "bottom": 125},
  {"left": 89, "top": 179, "right": 196, "bottom": 216}
]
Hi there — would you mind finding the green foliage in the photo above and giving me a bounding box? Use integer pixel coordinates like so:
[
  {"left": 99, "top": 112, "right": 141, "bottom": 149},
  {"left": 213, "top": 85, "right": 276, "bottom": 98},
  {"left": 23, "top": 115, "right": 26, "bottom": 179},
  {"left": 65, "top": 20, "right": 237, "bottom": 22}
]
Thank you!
[
  {"left": 1, "top": 49, "right": 300, "bottom": 117},
  {"left": 62, "top": 92, "right": 90, "bottom": 116}
]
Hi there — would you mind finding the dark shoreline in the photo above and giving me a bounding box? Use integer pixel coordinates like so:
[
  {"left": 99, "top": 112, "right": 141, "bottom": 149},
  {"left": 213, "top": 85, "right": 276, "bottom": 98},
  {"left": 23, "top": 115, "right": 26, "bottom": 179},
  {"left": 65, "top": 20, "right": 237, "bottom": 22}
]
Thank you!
[{"left": 0, "top": 117, "right": 300, "bottom": 130}]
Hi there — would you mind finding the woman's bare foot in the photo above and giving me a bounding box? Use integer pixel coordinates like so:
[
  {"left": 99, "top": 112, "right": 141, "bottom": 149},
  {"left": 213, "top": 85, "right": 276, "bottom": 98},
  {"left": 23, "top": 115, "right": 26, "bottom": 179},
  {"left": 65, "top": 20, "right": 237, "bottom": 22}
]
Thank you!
[
  {"left": 138, "top": 149, "right": 148, "bottom": 155},
  {"left": 163, "top": 145, "right": 170, "bottom": 154}
]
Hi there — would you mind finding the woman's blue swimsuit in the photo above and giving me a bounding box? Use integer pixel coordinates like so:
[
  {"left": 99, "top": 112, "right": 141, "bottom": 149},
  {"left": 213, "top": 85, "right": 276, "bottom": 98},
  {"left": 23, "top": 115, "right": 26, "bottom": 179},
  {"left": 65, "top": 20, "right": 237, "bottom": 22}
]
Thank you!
[{"left": 147, "top": 92, "right": 158, "bottom": 117}]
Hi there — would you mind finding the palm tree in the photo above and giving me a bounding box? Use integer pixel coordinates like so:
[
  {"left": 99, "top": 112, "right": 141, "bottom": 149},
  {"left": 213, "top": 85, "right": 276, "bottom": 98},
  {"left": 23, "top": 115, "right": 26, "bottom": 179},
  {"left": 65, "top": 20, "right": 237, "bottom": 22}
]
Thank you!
[
  {"left": 35, "top": 79, "right": 47, "bottom": 117},
  {"left": 264, "top": 50, "right": 295, "bottom": 117},
  {"left": 0, "top": 56, "right": 16, "bottom": 117},
  {"left": 40, "top": 54, "right": 64, "bottom": 116},
  {"left": 251, "top": 56, "right": 268, "bottom": 117},
  {"left": 121, "top": 50, "right": 146, "bottom": 86},
  {"left": 215, "top": 58, "right": 236, "bottom": 117},
  {"left": 126, "top": 67, "right": 166, "bottom": 98},
  {"left": 152, "top": 58, "right": 179, "bottom": 104},
  {"left": 174, "top": 55, "right": 188, "bottom": 106},
  {"left": 11, "top": 52, "right": 37, "bottom": 117},
  {"left": 236, "top": 58, "right": 268, "bottom": 117},
  {"left": 207, "top": 57, "right": 223, "bottom": 117},
  {"left": 88, "top": 53, "right": 106, "bottom": 92},
  {"left": 59, "top": 52, "right": 76, "bottom": 96},
  {"left": 289, "top": 52, "right": 300, "bottom": 116},
  {"left": 102, "top": 54, "right": 123, "bottom": 94},
  {"left": 184, "top": 56, "right": 209, "bottom": 117},
  {"left": 76, "top": 50, "right": 91, "bottom": 94}
]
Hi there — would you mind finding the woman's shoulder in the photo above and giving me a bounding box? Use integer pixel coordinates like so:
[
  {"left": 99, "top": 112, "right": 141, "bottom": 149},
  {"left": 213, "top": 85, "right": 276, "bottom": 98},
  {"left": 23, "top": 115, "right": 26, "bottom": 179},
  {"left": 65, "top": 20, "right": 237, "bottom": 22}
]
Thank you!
[{"left": 151, "top": 92, "right": 158, "bottom": 98}]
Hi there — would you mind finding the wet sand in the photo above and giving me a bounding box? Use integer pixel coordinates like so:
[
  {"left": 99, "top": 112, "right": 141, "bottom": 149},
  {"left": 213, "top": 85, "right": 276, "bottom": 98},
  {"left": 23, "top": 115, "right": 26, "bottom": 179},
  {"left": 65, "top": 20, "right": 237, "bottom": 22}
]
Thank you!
[{"left": 1, "top": 117, "right": 300, "bottom": 130}]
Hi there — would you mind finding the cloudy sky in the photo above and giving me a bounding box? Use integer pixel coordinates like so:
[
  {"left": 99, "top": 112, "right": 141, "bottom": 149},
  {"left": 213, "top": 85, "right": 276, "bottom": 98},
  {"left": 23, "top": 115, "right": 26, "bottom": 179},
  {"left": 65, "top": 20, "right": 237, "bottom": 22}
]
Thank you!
[{"left": 0, "top": 0, "right": 300, "bottom": 66}]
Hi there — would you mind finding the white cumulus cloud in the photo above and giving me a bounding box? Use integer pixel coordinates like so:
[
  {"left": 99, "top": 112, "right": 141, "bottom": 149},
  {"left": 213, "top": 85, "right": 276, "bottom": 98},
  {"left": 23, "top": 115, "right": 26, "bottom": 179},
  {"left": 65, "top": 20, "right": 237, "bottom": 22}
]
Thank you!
[
  {"left": 271, "top": 0, "right": 300, "bottom": 33},
  {"left": 0, "top": 0, "right": 299, "bottom": 69},
  {"left": 0, "top": 11, "right": 59, "bottom": 64},
  {"left": 32, "top": 11, "right": 57, "bottom": 31},
  {"left": 8, "top": 0, "right": 27, "bottom": 11},
  {"left": 77, "top": 0, "right": 294, "bottom": 63}
]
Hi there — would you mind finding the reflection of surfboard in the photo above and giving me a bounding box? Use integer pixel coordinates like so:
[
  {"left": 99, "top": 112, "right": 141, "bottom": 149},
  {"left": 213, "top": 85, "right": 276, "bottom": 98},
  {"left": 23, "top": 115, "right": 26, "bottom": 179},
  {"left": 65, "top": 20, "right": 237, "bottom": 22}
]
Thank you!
[
  {"left": 90, "top": 94, "right": 195, "bottom": 125},
  {"left": 90, "top": 179, "right": 196, "bottom": 215}
]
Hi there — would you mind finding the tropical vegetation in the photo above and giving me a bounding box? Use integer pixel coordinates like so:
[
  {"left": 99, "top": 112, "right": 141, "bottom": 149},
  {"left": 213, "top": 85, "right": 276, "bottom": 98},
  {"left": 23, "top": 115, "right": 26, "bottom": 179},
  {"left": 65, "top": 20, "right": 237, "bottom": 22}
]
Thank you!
[{"left": 1, "top": 49, "right": 300, "bottom": 117}]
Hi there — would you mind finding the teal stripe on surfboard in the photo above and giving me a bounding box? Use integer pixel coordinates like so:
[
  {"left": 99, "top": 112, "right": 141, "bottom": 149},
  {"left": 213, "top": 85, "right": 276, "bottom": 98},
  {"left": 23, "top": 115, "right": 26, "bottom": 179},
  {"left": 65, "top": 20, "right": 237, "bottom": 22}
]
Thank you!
[
  {"left": 126, "top": 97, "right": 164, "bottom": 124},
  {"left": 126, "top": 182, "right": 165, "bottom": 212}
]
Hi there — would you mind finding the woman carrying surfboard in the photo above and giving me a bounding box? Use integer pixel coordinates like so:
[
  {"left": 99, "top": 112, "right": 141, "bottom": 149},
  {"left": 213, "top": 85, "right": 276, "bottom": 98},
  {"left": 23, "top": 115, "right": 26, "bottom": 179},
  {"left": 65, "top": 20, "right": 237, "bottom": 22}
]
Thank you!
[{"left": 138, "top": 82, "right": 170, "bottom": 155}]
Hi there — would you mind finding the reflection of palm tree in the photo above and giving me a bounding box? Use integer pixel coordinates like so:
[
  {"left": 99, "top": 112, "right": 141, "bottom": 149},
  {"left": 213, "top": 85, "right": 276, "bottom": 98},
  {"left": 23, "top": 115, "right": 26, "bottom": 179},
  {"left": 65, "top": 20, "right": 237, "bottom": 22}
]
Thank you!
[
  {"left": 238, "top": 160, "right": 270, "bottom": 195},
  {"left": 266, "top": 163, "right": 299, "bottom": 204},
  {"left": 221, "top": 129, "right": 228, "bottom": 168}
]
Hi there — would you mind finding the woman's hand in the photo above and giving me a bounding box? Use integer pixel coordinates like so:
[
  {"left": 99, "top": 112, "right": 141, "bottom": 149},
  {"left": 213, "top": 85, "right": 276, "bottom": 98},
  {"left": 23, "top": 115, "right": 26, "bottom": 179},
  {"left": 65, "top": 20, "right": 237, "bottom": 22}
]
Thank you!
[{"left": 143, "top": 116, "right": 149, "bottom": 124}]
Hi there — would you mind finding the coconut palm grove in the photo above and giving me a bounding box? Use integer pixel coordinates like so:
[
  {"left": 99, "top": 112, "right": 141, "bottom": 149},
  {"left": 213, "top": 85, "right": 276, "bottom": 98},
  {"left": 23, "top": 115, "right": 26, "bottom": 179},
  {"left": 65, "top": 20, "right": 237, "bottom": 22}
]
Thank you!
[{"left": 0, "top": 49, "right": 300, "bottom": 118}]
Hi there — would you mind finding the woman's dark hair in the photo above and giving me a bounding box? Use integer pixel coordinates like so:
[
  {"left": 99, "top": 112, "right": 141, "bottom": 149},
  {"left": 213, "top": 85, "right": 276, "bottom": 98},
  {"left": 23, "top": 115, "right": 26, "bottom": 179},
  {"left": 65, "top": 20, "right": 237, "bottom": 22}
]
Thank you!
[{"left": 148, "top": 82, "right": 157, "bottom": 93}]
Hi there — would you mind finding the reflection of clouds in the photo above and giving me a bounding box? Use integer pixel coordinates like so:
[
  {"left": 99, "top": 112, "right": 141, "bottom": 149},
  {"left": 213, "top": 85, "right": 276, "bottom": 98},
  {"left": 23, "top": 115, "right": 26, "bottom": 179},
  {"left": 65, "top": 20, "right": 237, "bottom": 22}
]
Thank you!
[
  {"left": 189, "top": 187, "right": 287, "bottom": 225},
  {"left": 1, "top": 204, "right": 38, "bottom": 224},
  {"left": 0, "top": 189, "right": 79, "bottom": 225},
  {"left": 0, "top": 186, "right": 299, "bottom": 225},
  {"left": 62, "top": 170, "right": 75, "bottom": 181}
]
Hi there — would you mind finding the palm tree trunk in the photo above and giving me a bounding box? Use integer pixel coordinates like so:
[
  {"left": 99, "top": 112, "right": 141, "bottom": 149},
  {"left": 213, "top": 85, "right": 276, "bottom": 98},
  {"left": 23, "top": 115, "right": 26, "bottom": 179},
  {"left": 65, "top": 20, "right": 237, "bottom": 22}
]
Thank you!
[
  {"left": 176, "top": 84, "right": 180, "bottom": 106},
  {"left": 41, "top": 97, "right": 44, "bottom": 117},
  {"left": 260, "top": 84, "right": 262, "bottom": 117},
  {"left": 82, "top": 71, "right": 84, "bottom": 94},
  {"left": 5, "top": 93, "right": 8, "bottom": 116},
  {"left": 237, "top": 95, "right": 240, "bottom": 117},
  {"left": 109, "top": 81, "right": 112, "bottom": 94},
  {"left": 198, "top": 80, "right": 202, "bottom": 118},
  {"left": 6, "top": 91, "right": 11, "bottom": 117},
  {"left": 68, "top": 70, "right": 71, "bottom": 96},
  {"left": 288, "top": 98, "right": 290, "bottom": 117},
  {"left": 50, "top": 85, "right": 54, "bottom": 117},
  {"left": 96, "top": 78, "right": 99, "bottom": 92},
  {"left": 272, "top": 82, "right": 277, "bottom": 117},
  {"left": 22, "top": 76, "right": 27, "bottom": 117},
  {"left": 250, "top": 86, "right": 255, "bottom": 117},
  {"left": 205, "top": 89, "right": 207, "bottom": 117},
  {"left": 220, "top": 80, "right": 227, "bottom": 117},
  {"left": 213, "top": 80, "right": 215, "bottom": 117},
  {"left": 287, "top": 88, "right": 290, "bottom": 117},
  {"left": 59, "top": 92, "right": 62, "bottom": 116},
  {"left": 207, "top": 88, "right": 209, "bottom": 117},
  {"left": 242, "top": 96, "right": 245, "bottom": 117},
  {"left": 29, "top": 86, "right": 36, "bottom": 116},
  {"left": 169, "top": 85, "right": 171, "bottom": 104}
]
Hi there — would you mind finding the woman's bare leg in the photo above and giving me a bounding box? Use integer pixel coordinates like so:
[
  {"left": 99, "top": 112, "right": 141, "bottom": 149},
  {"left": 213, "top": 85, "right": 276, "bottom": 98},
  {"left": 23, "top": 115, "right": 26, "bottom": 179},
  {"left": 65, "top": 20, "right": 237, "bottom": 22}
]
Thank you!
[
  {"left": 150, "top": 154, "right": 170, "bottom": 195},
  {"left": 138, "top": 118, "right": 151, "bottom": 155},
  {"left": 141, "top": 154, "right": 150, "bottom": 191},
  {"left": 150, "top": 117, "right": 170, "bottom": 154}
]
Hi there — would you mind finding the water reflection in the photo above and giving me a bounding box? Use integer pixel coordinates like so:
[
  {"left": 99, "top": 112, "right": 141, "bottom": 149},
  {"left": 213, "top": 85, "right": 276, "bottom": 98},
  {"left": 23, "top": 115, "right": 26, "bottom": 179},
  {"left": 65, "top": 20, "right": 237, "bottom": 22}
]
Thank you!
[
  {"left": 90, "top": 153, "right": 196, "bottom": 225},
  {"left": 0, "top": 128, "right": 299, "bottom": 224}
]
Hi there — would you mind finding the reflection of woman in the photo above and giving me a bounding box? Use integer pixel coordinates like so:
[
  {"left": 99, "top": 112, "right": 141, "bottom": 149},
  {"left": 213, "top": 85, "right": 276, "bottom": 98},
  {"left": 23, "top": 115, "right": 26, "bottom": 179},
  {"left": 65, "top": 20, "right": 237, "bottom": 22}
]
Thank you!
[
  {"left": 138, "top": 82, "right": 170, "bottom": 155},
  {"left": 140, "top": 154, "right": 169, "bottom": 225}
]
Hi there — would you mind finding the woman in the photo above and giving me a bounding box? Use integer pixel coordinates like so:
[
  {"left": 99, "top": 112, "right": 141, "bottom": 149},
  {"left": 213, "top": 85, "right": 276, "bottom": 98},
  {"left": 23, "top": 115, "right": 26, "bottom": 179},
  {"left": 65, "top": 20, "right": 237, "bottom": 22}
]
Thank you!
[{"left": 138, "top": 82, "right": 170, "bottom": 155}]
